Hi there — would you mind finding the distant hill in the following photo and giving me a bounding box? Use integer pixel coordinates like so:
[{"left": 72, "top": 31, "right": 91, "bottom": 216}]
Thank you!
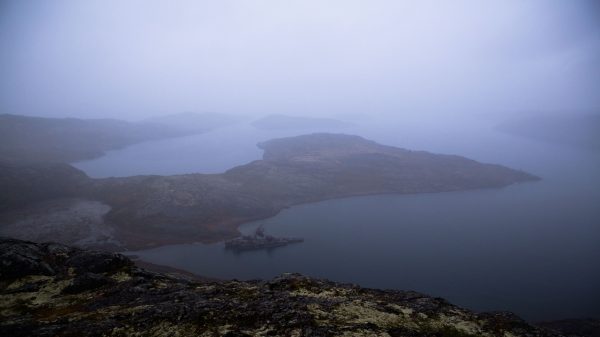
[
  {"left": 142, "top": 112, "right": 239, "bottom": 133},
  {"left": 0, "top": 113, "right": 233, "bottom": 163},
  {"left": 496, "top": 113, "right": 600, "bottom": 150},
  {"left": 252, "top": 114, "right": 352, "bottom": 130}
]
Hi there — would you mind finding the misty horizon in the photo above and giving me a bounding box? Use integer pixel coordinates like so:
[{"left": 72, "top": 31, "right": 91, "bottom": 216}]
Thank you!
[
  {"left": 1, "top": 0, "right": 599, "bottom": 120},
  {"left": 1, "top": 1, "right": 599, "bottom": 335}
]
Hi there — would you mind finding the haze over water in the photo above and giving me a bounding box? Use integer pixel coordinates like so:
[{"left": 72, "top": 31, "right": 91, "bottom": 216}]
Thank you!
[
  {"left": 2, "top": 0, "right": 599, "bottom": 325},
  {"left": 75, "top": 116, "right": 600, "bottom": 322}
]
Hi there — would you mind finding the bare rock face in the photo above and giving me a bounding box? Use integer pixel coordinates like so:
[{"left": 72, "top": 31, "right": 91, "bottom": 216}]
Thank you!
[
  {"left": 0, "top": 238, "right": 562, "bottom": 337},
  {"left": 0, "top": 238, "right": 131, "bottom": 280}
]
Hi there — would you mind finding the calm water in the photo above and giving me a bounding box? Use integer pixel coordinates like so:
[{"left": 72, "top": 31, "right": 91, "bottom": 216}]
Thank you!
[
  {"left": 72, "top": 124, "right": 345, "bottom": 177},
  {"left": 77, "top": 118, "right": 600, "bottom": 321}
]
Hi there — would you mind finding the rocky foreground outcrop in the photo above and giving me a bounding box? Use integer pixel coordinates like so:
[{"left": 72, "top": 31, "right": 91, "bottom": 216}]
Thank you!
[{"left": 0, "top": 238, "right": 564, "bottom": 337}]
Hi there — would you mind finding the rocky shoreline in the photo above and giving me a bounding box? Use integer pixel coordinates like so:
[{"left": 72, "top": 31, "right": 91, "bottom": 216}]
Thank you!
[{"left": 2, "top": 237, "right": 586, "bottom": 337}]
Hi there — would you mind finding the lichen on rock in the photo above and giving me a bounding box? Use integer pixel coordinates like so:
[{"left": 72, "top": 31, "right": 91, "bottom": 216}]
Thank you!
[{"left": 0, "top": 238, "right": 563, "bottom": 337}]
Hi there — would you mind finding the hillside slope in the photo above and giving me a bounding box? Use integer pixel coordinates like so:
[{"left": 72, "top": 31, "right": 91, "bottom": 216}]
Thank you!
[{"left": 0, "top": 113, "right": 234, "bottom": 163}]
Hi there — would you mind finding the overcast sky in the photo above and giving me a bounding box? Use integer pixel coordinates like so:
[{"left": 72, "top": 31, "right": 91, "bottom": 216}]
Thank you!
[{"left": 0, "top": 0, "right": 599, "bottom": 120}]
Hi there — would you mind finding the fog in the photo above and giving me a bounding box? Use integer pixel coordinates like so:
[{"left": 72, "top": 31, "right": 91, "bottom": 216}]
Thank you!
[
  {"left": 2, "top": 1, "right": 600, "bottom": 328},
  {"left": 1, "top": 0, "right": 599, "bottom": 120}
]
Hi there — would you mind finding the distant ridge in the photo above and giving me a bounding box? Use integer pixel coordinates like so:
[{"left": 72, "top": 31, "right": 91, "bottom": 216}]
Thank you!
[
  {"left": 496, "top": 113, "right": 600, "bottom": 150},
  {"left": 0, "top": 113, "right": 234, "bottom": 163},
  {"left": 142, "top": 111, "right": 239, "bottom": 133},
  {"left": 252, "top": 114, "right": 352, "bottom": 130}
]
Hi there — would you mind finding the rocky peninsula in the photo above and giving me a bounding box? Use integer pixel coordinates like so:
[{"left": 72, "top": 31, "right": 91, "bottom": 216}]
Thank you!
[{"left": 0, "top": 133, "right": 539, "bottom": 250}]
